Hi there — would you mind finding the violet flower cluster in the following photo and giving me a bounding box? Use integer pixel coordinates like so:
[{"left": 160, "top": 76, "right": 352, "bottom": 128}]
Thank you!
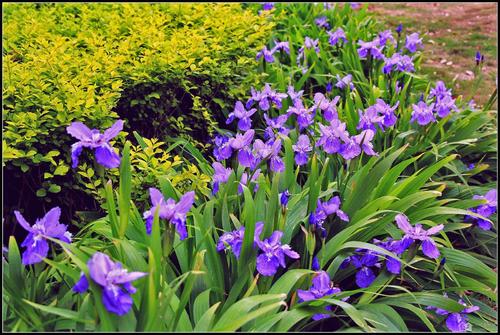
[
  {"left": 357, "top": 99, "right": 399, "bottom": 132},
  {"left": 217, "top": 222, "right": 300, "bottom": 276},
  {"left": 394, "top": 213, "right": 443, "bottom": 259},
  {"left": 309, "top": 196, "right": 349, "bottom": 238},
  {"left": 73, "top": 252, "right": 147, "bottom": 316},
  {"left": 340, "top": 238, "right": 402, "bottom": 288},
  {"left": 411, "top": 81, "right": 458, "bottom": 126},
  {"left": 256, "top": 40, "right": 290, "bottom": 63},
  {"left": 427, "top": 294, "right": 479, "bottom": 333},
  {"left": 466, "top": 189, "right": 497, "bottom": 230}
]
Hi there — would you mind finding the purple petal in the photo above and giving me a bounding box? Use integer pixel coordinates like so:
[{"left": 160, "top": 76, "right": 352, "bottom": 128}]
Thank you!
[
  {"left": 102, "top": 285, "right": 134, "bottom": 316},
  {"left": 297, "top": 289, "right": 316, "bottom": 302},
  {"left": 102, "top": 120, "right": 124, "bottom": 142},
  {"left": 66, "top": 122, "right": 92, "bottom": 141},
  {"left": 421, "top": 239, "right": 440, "bottom": 259},
  {"left": 95, "top": 144, "right": 121, "bottom": 169},
  {"left": 14, "top": 210, "right": 32, "bottom": 232},
  {"left": 149, "top": 188, "right": 164, "bottom": 206},
  {"left": 114, "top": 271, "right": 148, "bottom": 284},
  {"left": 175, "top": 191, "right": 195, "bottom": 215},
  {"left": 22, "top": 237, "right": 49, "bottom": 265},
  {"left": 355, "top": 267, "right": 376, "bottom": 288},
  {"left": 395, "top": 214, "right": 412, "bottom": 234},
  {"left": 256, "top": 254, "right": 280, "bottom": 276},
  {"left": 88, "top": 252, "right": 116, "bottom": 286},
  {"left": 385, "top": 257, "right": 401, "bottom": 274},
  {"left": 426, "top": 224, "right": 444, "bottom": 236},
  {"left": 73, "top": 273, "right": 89, "bottom": 293},
  {"left": 445, "top": 313, "right": 468, "bottom": 333},
  {"left": 312, "top": 271, "right": 331, "bottom": 290},
  {"left": 70, "top": 142, "right": 85, "bottom": 169}
]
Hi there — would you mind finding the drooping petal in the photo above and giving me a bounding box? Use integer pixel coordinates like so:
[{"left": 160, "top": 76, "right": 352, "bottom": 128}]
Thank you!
[
  {"left": 95, "top": 143, "right": 121, "bottom": 169},
  {"left": 71, "top": 142, "right": 85, "bottom": 169},
  {"left": 173, "top": 217, "right": 189, "bottom": 240},
  {"left": 355, "top": 267, "right": 376, "bottom": 288},
  {"left": 297, "top": 289, "right": 316, "bottom": 302},
  {"left": 312, "top": 271, "right": 331, "bottom": 291},
  {"left": 101, "top": 285, "right": 134, "bottom": 316},
  {"left": 66, "top": 122, "right": 93, "bottom": 141},
  {"left": 102, "top": 120, "right": 124, "bottom": 142},
  {"left": 421, "top": 238, "right": 440, "bottom": 259},
  {"left": 14, "top": 210, "right": 32, "bottom": 232},
  {"left": 282, "top": 244, "right": 300, "bottom": 259},
  {"left": 22, "top": 238, "right": 49, "bottom": 265},
  {"left": 256, "top": 254, "right": 280, "bottom": 276},
  {"left": 385, "top": 256, "right": 401, "bottom": 274},
  {"left": 73, "top": 273, "right": 89, "bottom": 293},
  {"left": 445, "top": 313, "right": 469, "bottom": 333}
]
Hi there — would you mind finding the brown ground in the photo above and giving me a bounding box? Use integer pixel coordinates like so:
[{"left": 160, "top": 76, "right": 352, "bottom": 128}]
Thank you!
[{"left": 369, "top": 2, "right": 498, "bottom": 108}]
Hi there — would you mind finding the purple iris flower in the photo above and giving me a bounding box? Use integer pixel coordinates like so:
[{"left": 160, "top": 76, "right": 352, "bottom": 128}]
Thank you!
[
  {"left": 287, "top": 85, "right": 304, "bottom": 103},
  {"left": 314, "top": 93, "right": 340, "bottom": 122},
  {"left": 342, "top": 238, "right": 403, "bottom": 288},
  {"left": 357, "top": 106, "right": 385, "bottom": 132},
  {"left": 262, "top": 2, "right": 274, "bottom": 10},
  {"left": 429, "top": 81, "right": 452, "bottom": 100},
  {"left": 213, "top": 135, "right": 233, "bottom": 161},
  {"left": 263, "top": 113, "right": 290, "bottom": 140},
  {"left": 466, "top": 189, "right": 497, "bottom": 230},
  {"left": 292, "top": 135, "right": 313, "bottom": 166},
  {"left": 410, "top": 101, "right": 436, "bottom": 126},
  {"left": 212, "top": 162, "right": 233, "bottom": 195},
  {"left": 395, "top": 213, "right": 443, "bottom": 259},
  {"left": 304, "top": 37, "right": 320, "bottom": 54},
  {"left": 230, "top": 129, "right": 255, "bottom": 152},
  {"left": 255, "top": 230, "right": 300, "bottom": 276},
  {"left": 335, "top": 74, "right": 355, "bottom": 90},
  {"left": 378, "top": 30, "right": 396, "bottom": 46},
  {"left": 328, "top": 28, "right": 347, "bottom": 46},
  {"left": 72, "top": 252, "right": 147, "bottom": 316},
  {"left": 359, "top": 99, "right": 399, "bottom": 131},
  {"left": 253, "top": 139, "right": 284, "bottom": 172},
  {"left": 405, "top": 32, "right": 423, "bottom": 53},
  {"left": 427, "top": 295, "right": 480, "bottom": 333},
  {"left": 258, "top": 84, "right": 288, "bottom": 111},
  {"left": 357, "top": 39, "right": 384, "bottom": 60},
  {"left": 434, "top": 95, "right": 458, "bottom": 118},
  {"left": 339, "top": 137, "right": 362, "bottom": 160},
  {"left": 227, "top": 101, "right": 257, "bottom": 131},
  {"left": 66, "top": 120, "right": 123, "bottom": 169},
  {"left": 383, "top": 53, "right": 415, "bottom": 74},
  {"left": 272, "top": 40, "right": 290, "bottom": 54},
  {"left": 309, "top": 196, "right": 349, "bottom": 236},
  {"left": 256, "top": 46, "right": 275, "bottom": 63},
  {"left": 316, "top": 119, "right": 350, "bottom": 154},
  {"left": 280, "top": 189, "right": 290, "bottom": 207},
  {"left": 142, "top": 188, "right": 195, "bottom": 239},
  {"left": 297, "top": 271, "right": 342, "bottom": 320},
  {"left": 14, "top": 207, "right": 72, "bottom": 265},
  {"left": 238, "top": 169, "right": 261, "bottom": 195},
  {"left": 217, "top": 222, "right": 264, "bottom": 259},
  {"left": 315, "top": 16, "right": 330, "bottom": 30},
  {"left": 352, "top": 129, "right": 378, "bottom": 156},
  {"left": 341, "top": 248, "right": 380, "bottom": 288},
  {"left": 288, "top": 99, "right": 315, "bottom": 131}
]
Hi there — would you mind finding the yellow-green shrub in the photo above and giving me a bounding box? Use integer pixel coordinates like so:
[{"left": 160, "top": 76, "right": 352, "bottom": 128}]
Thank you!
[{"left": 2, "top": 3, "right": 272, "bottom": 200}]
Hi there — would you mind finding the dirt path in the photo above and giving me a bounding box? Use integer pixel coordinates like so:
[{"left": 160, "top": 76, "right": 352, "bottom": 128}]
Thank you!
[{"left": 369, "top": 2, "right": 497, "bottom": 108}]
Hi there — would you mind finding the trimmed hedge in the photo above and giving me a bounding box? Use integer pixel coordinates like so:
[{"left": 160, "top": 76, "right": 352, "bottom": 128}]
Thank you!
[{"left": 2, "top": 2, "right": 273, "bottom": 203}]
